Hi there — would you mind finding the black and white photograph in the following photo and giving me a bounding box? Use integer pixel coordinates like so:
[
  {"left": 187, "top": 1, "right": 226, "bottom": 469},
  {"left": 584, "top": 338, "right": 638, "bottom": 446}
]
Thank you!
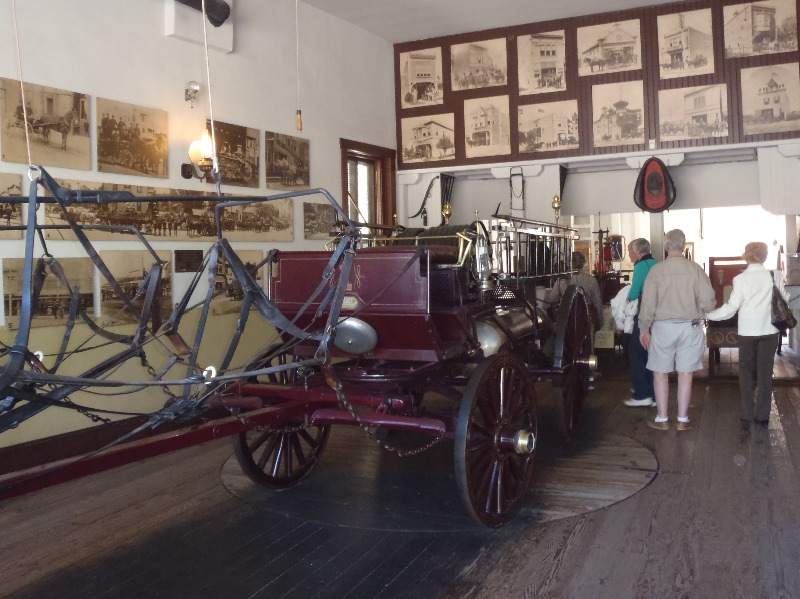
[
  {"left": 577, "top": 20, "right": 642, "bottom": 77},
  {"left": 659, "top": 84, "right": 729, "bottom": 141},
  {"left": 97, "top": 98, "right": 168, "bottom": 178},
  {"left": 399, "top": 47, "right": 444, "bottom": 108},
  {"left": 97, "top": 250, "right": 172, "bottom": 326},
  {"left": 450, "top": 38, "right": 507, "bottom": 91},
  {"left": 265, "top": 131, "right": 310, "bottom": 191},
  {"left": 592, "top": 80, "right": 645, "bottom": 148},
  {"left": 211, "top": 250, "right": 264, "bottom": 315},
  {"left": 304, "top": 202, "right": 337, "bottom": 240},
  {"left": 0, "top": 173, "right": 22, "bottom": 240},
  {"left": 401, "top": 114, "right": 456, "bottom": 163},
  {"left": 657, "top": 9, "right": 715, "bottom": 80},
  {"left": 464, "top": 96, "right": 511, "bottom": 158},
  {"left": 741, "top": 62, "right": 800, "bottom": 135},
  {"left": 206, "top": 120, "right": 259, "bottom": 187},
  {"left": 517, "top": 31, "right": 566, "bottom": 95},
  {"left": 724, "top": 0, "right": 798, "bottom": 59},
  {"left": 518, "top": 100, "right": 579, "bottom": 153},
  {"left": 3, "top": 257, "right": 94, "bottom": 329},
  {"left": 0, "top": 78, "right": 90, "bottom": 170}
]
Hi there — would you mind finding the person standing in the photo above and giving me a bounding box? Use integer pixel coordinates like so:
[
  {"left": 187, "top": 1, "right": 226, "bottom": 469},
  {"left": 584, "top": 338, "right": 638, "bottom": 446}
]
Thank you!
[
  {"left": 639, "top": 229, "right": 716, "bottom": 431},
  {"left": 624, "top": 238, "right": 658, "bottom": 407},
  {"left": 705, "top": 242, "right": 787, "bottom": 426}
]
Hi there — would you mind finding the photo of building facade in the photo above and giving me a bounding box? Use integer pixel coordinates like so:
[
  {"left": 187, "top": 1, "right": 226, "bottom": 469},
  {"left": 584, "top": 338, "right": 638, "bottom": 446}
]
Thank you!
[
  {"left": 741, "top": 62, "right": 800, "bottom": 134},
  {"left": 451, "top": 39, "right": 507, "bottom": 90},
  {"left": 577, "top": 20, "right": 642, "bottom": 76},
  {"left": 659, "top": 84, "right": 729, "bottom": 141},
  {"left": 518, "top": 100, "right": 579, "bottom": 152},
  {"left": 464, "top": 96, "right": 510, "bottom": 157},
  {"left": 592, "top": 81, "right": 644, "bottom": 147},
  {"left": 517, "top": 31, "right": 566, "bottom": 94},
  {"left": 399, "top": 48, "right": 443, "bottom": 107},
  {"left": 401, "top": 114, "right": 456, "bottom": 163},
  {"left": 724, "top": 0, "right": 798, "bottom": 58},
  {"left": 658, "top": 10, "right": 715, "bottom": 79}
]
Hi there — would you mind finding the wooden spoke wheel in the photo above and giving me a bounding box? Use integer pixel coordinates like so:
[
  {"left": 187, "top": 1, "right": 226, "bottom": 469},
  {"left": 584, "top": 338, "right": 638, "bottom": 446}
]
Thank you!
[
  {"left": 232, "top": 423, "right": 330, "bottom": 489},
  {"left": 454, "top": 353, "right": 538, "bottom": 528},
  {"left": 552, "top": 284, "right": 594, "bottom": 439}
]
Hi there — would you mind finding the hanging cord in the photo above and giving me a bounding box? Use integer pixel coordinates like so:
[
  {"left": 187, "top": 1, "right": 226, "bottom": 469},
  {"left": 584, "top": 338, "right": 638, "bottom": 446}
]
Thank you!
[
  {"left": 10, "top": 0, "right": 33, "bottom": 170},
  {"left": 509, "top": 166, "right": 525, "bottom": 212},
  {"left": 295, "top": 0, "right": 302, "bottom": 131},
  {"left": 201, "top": 0, "right": 222, "bottom": 193}
]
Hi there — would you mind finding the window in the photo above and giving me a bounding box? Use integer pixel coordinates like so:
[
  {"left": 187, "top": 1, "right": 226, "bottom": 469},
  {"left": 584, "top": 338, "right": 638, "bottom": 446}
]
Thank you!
[{"left": 340, "top": 139, "right": 396, "bottom": 229}]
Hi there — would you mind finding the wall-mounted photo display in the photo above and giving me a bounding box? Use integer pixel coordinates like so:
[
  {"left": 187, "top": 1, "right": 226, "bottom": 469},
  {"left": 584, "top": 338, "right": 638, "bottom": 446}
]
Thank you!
[
  {"left": 0, "top": 78, "right": 90, "bottom": 170},
  {"left": 592, "top": 80, "right": 645, "bottom": 148},
  {"left": 400, "top": 114, "right": 456, "bottom": 163},
  {"left": 450, "top": 38, "right": 507, "bottom": 91},
  {"left": 303, "top": 202, "right": 337, "bottom": 240},
  {"left": 657, "top": 9, "right": 715, "bottom": 80},
  {"left": 211, "top": 250, "right": 263, "bottom": 315},
  {"left": 740, "top": 62, "right": 800, "bottom": 136},
  {"left": 464, "top": 96, "right": 511, "bottom": 158},
  {"left": 518, "top": 99, "right": 579, "bottom": 153},
  {"left": 265, "top": 131, "right": 310, "bottom": 191},
  {"left": 97, "top": 250, "right": 172, "bottom": 325},
  {"left": 206, "top": 119, "right": 259, "bottom": 187},
  {"left": 214, "top": 196, "right": 295, "bottom": 242},
  {"left": 0, "top": 173, "right": 23, "bottom": 240},
  {"left": 659, "top": 84, "right": 729, "bottom": 141},
  {"left": 577, "top": 20, "right": 642, "bottom": 77},
  {"left": 399, "top": 47, "right": 444, "bottom": 108},
  {"left": 97, "top": 98, "right": 168, "bottom": 178},
  {"left": 518, "top": 30, "right": 566, "bottom": 95},
  {"left": 3, "top": 257, "right": 94, "bottom": 329},
  {"left": 724, "top": 0, "right": 798, "bottom": 59}
]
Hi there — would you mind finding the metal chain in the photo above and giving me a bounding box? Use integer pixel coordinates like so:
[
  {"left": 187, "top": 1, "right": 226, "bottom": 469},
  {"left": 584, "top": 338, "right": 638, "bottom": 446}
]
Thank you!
[{"left": 140, "top": 353, "right": 179, "bottom": 404}]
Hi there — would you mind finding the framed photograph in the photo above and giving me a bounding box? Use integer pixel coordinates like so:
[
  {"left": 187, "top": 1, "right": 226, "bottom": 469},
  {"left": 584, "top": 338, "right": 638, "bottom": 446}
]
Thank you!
[
  {"left": 0, "top": 78, "right": 90, "bottom": 170},
  {"left": 518, "top": 100, "right": 579, "bottom": 153},
  {"left": 401, "top": 114, "right": 456, "bottom": 163},
  {"left": 3, "top": 257, "right": 94, "bottom": 329},
  {"left": 592, "top": 81, "right": 645, "bottom": 148},
  {"left": 657, "top": 9, "right": 715, "bottom": 79},
  {"left": 450, "top": 38, "right": 507, "bottom": 91},
  {"left": 518, "top": 31, "right": 566, "bottom": 95},
  {"left": 577, "top": 20, "right": 642, "bottom": 77},
  {"left": 205, "top": 120, "right": 259, "bottom": 187},
  {"left": 0, "top": 173, "right": 23, "bottom": 240},
  {"left": 304, "top": 202, "right": 337, "bottom": 240},
  {"left": 399, "top": 47, "right": 443, "bottom": 108},
  {"left": 211, "top": 250, "right": 264, "bottom": 315},
  {"left": 659, "top": 84, "right": 729, "bottom": 141},
  {"left": 97, "top": 250, "right": 172, "bottom": 325},
  {"left": 740, "top": 63, "right": 800, "bottom": 136},
  {"left": 265, "top": 131, "right": 310, "bottom": 191},
  {"left": 97, "top": 98, "right": 168, "bottom": 178},
  {"left": 464, "top": 96, "right": 511, "bottom": 158},
  {"left": 724, "top": 0, "right": 798, "bottom": 59}
]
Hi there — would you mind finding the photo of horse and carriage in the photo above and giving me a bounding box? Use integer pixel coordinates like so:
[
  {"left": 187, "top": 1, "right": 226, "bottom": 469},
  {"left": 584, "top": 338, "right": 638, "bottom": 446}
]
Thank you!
[
  {"left": 97, "top": 98, "right": 168, "bottom": 178},
  {"left": 577, "top": 20, "right": 642, "bottom": 77}
]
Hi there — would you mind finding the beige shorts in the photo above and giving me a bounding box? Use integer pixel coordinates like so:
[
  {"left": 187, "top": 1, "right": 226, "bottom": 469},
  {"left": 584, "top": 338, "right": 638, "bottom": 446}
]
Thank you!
[{"left": 647, "top": 320, "right": 705, "bottom": 373}]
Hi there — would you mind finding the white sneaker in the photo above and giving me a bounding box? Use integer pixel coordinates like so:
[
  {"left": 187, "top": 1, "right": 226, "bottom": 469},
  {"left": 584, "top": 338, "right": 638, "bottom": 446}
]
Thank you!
[{"left": 625, "top": 397, "right": 655, "bottom": 407}]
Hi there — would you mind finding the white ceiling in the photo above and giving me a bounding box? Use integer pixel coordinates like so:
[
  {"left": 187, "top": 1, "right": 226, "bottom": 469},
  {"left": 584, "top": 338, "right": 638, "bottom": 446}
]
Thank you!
[{"left": 302, "top": 0, "right": 686, "bottom": 43}]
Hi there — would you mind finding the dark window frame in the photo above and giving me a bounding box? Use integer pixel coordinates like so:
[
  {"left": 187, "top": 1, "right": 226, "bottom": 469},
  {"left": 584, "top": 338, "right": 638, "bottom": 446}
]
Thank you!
[{"left": 340, "top": 138, "right": 396, "bottom": 227}]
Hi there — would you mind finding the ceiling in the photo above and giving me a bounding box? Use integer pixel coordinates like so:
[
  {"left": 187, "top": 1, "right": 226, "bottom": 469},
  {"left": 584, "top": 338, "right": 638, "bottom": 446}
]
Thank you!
[{"left": 301, "top": 0, "right": 685, "bottom": 43}]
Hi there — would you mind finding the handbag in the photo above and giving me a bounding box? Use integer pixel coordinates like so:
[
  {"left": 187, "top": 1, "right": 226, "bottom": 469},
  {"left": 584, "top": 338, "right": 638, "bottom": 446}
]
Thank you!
[{"left": 771, "top": 285, "right": 797, "bottom": 332}]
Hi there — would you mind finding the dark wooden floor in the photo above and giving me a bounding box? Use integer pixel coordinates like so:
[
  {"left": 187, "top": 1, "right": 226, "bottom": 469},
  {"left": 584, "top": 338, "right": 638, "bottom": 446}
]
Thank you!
[{"left": 2, "top": 351, "right": 800, "bottom": 599}]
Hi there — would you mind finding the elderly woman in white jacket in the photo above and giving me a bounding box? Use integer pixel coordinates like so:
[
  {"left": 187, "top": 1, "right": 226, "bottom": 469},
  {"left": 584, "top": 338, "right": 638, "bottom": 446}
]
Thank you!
[{"left": 706, "top": 242, "right": 788, "bottom": 425}]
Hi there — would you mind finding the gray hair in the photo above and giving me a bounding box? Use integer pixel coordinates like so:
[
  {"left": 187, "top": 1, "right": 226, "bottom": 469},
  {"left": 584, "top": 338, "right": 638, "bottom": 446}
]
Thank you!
[
  {"left": 628, "top": 238, "right": 651, "bottom": 255},
  {"left": 742, "top": 241, "right": 769, "bottom": 264},
  {"left": 571, "top": 250, "right": 587, "bottom": 270},
  {"left": 664, "top": 229, "right": 686, "bottom": 253}
]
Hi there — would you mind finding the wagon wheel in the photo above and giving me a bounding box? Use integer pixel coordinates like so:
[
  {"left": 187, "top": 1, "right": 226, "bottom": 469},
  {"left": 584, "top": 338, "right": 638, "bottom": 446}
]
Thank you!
[
  {"left": 118, "top": 149, "right": 133, "bottom": 168},
  {"left": 552, "top": 285, "right": 595, "bottom": 438},
  {"left": 454, "top": 353, "right": 538, "bottom": 528}
]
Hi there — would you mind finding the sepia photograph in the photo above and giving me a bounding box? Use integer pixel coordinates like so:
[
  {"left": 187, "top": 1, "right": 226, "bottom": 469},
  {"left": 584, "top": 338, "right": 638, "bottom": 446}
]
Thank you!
[
  {"left": 658, "top": 9, "right": 715, "bottom": 80},
  {"left": 265, "top": 131, "right": 309, "bottom": 191},
  {"left": 740, "top": 62, "right": 800, "bottom": 135},
  {"left": 577, "top": 20, "right": 642, "bottom": 77},
  {"left": 0, "top": 172, "right": 23, "bottom": 240},
  {"left": 724, "top": 0, "right": 798, "bottom": 59},
  {"left": 659, "top": 84, "right": 729, "bottom": 141},
  {"left": 206, "top": 119, "right": 259, "bottom": 187},
  {"left": 304, "top": 202, "right": 337, "bottom": 240},
  {"left": 464, "top": 96, "right": 511, "bottom": 158},
  {"left": 518, "top": 31, "right": 566, "bottom": 95},
  {"left": 592, "top": 80, "right": 645, "bottom": 148},
  {"left": 399, "top": 47, "right": 444, "bottom": 108},
  {"left": 3, "top": 257, "right": 94, "bottom": 329},
  {"left": 97, "top": 98, "right": 168, "bottom": 178},
  {"left": 0, "top": 78, "right": 90, "bottom": 170},
  {"left": 97, "top": 250, "right": 172, "bottom": 325},
  {"left": 518, "top": 100, "right": 579, "bottom": 153},
  {"left": 450, "top": 38, "right": 507, "bottom": 91},
  {"left": 401, "top": 114, "right": 456, "bottom": 163},
  {"left": 211, "top": 250, "right": 264, "bottom": 315}
]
